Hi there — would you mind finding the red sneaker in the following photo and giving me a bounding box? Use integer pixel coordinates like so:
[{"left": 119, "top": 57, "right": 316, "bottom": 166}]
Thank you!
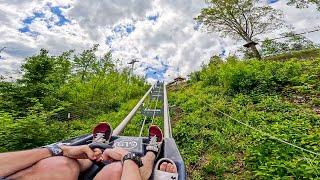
[
  {"left": 149, "top": 125, "right": 163, "bottom": 143},
  {"left": 146, "top": 125, "right": 163, "bottom": 157},
  {"left": 92, "top": 122, "right": 113, "bottom": 143}
]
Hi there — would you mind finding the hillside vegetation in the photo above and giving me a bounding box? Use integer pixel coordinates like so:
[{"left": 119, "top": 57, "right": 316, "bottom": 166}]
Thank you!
[
  {"left": 169, "top": 54, "right": 320, "bottom": 179},
  {"left": 0, "top": 46, "right": 148, "bottom": 152}
]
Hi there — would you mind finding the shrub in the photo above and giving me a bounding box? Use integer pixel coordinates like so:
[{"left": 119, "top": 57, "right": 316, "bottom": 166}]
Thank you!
[
  {"left": 199, "top": 59, "right": 319, "bottom": 95},
  {"left": 0, "top": 112, "right": 67, "bottom": 152}
]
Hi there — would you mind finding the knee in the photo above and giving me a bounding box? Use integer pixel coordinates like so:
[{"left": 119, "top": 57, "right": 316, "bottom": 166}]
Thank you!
[
  {"left": 94, "top": 162, "right": 122, "bottom": 180},
  {"left": 107, "top": 162, "right": 122, "bottom": 175},
  {"left": 34, "top": 157, "right": 80, "bottom": 175}
]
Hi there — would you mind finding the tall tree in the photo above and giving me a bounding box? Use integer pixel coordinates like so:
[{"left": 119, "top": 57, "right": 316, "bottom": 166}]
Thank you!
[
  {"left": 195, "top": 0, "right": 283, "bottom": 59},
  {"left": 3, "top": 49, "right": 73, "bottom": 115}
]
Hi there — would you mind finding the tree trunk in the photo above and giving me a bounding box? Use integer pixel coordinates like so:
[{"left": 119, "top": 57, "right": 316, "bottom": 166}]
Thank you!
[{"left": 249, "top": 44, "right": 262, "bottom": 60}]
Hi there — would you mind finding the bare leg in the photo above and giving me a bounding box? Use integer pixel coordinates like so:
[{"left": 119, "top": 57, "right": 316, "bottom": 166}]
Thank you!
[
  {"left": 7, "top": 157, "right": 89, "bottom": 180},
  {"left": 77, "top": 159, "right": 94, "bottom": 172},
  {"left": 93, "top": 151, "right": 157, "bottom": 180},
  {"left": 94, "top": 162, "right": 122, "bottom": 180},
  {"left": 140, "top": 152, "right": 156, "bottom": 180}
]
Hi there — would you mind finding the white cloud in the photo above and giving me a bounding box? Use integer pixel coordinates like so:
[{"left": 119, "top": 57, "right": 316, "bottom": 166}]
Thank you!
[
  {"left": 270, "top": 1, "right": 320, "bottom": 42},
  {"left": 1, "top": 0, "right": 320, "bottom": 82}
]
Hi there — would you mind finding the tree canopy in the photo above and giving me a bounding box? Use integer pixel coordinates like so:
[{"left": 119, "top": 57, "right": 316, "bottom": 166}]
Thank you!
[
  {"left": 0, "top": 45, "right": 147, "bottom": 119},
  {"left": 261, "top": 32, "right": 318, "bottom": 56},
  {"left": 195, "top": 0, "right": 283, "bottom": 59}
]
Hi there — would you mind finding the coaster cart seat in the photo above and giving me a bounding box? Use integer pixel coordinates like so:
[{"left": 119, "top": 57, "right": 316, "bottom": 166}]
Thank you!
[{"left": 56, "top": 134, "right": 186, "bottom": 180}]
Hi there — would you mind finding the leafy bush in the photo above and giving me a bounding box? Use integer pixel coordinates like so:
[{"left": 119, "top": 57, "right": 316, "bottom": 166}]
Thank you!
[
  {"left": 57, "top": 73, "right": 146, "bottom": 118},
  {"left": 199, "top": 58, "right": 319, "bottom": 95},
  {"left": 0, "top": 112, "right": 67, "bottom": 152},
  {"left": 265, "top": 48, "right": 320, "bottom": 61}
]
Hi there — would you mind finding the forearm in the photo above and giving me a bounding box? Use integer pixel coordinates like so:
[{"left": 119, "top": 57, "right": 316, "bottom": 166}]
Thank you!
[
  {"left": 121, "top": 160, "right": 142, "bottom": 180},
  {"left": 0, "top": 148, "right": 52, "bottom": 177}
]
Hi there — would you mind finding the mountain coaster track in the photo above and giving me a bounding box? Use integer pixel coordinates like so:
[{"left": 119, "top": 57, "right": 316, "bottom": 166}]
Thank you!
[{"left": 56, "top": 82, "right": 186, "bottom": 180}]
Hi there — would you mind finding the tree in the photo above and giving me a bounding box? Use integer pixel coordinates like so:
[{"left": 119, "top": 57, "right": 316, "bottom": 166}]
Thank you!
[
  {"left": 284, "top": 32, "right": 318, "bottom": 50},
  {"left": 260, "top": 39, "right": 290, "bottom": 56},
  {"left": 0, "top": 47, "right": 6, "bottom": 59},
  {"left": 260, "top": 32, "right": 318, "bottom": 56},
  {"left": 11, "top": 49, "right": 72, "bottom": 114},
  {"left": 195, "top": 0, "right": 283, "bottom": 59},
  {"left": 20, "top": 49, "right": 72, "bottom": 99},
  {"left": 73, "top": 44, "right": 99, "bottom": 81},
  {"left": 52, "top": 50, "right": 74, "bottom": 86},
  {"left": 238, "top": 46, "right": 256, "bottom": 59},
  {"left": 94, "top": 51, "right": 115, "bottom": 75},
  {"left": 287, "top": 0, "right": 320, "bottom": 10}
]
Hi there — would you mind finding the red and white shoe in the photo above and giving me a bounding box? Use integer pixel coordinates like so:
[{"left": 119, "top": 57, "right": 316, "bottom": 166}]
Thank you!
[
  {"left": 92, "top": 122, "right": 113, "bottom": 143},
  {"left": 146, "top": 125, "right": 163, "bottom": 157}
]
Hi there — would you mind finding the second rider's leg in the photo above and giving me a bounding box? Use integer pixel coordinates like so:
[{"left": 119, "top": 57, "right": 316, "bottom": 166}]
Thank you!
[
  {"left": 93, "top": 122, "right": 123, "bottom": 180},
  {"left": 140, "top": 151, "right": 156, "bottom": 180},
  {"left": 93, "top": 162, "right": 122, "bottom": 180},
  {"left": 139, "top": 125, "right": 163, "bottom": 180},
  {"left": 94, "top": 124, "right": 163, "bottom": 180}
]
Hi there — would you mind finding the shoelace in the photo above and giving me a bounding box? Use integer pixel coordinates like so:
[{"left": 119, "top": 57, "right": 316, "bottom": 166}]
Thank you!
[
  {"left": 149, "top": 135, "right": 158, "bottom": 145},
  {"left": 146, "top": 135, "right": 159, "bottom": 152},
  {"left": 93, "top": 133, "right": 106, "bottom": 143}
]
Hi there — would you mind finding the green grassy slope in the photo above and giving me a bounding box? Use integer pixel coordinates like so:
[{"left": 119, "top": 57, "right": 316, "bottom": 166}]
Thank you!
[{"left": 169, "top": 58, "right": 320, "bottom": 179}]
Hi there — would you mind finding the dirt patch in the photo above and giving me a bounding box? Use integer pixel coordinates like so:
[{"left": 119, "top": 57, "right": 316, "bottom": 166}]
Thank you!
[
  {"left": 167, "top": 82, "right": 189, "bottom": 91},
  {"left": 283, "top": 91, "right": 320, "bottom": 115},
  {"left": 188, "top": 150, "right": 215, "bottom": 179},
  {"left": 292, "top": 95, "right": 310, "bottom": 104},
  {"left": 170, "top": 106, "right": 184, "bottom": 125},
  {"left": 234, "top": 152, "right": 245, "bottom": 175},
  {"left": 313, "top": 106, "right": 320, "bottom": 115}
]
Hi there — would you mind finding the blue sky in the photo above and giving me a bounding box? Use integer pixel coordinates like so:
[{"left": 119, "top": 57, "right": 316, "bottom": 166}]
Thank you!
[
  {"left": 18, "top": 3, "right": 71, "bottom": 36},
  {"left": 49, "top": 5, "right": 71, "bottom": 26},
  {"left": 1, "top": 0, "right": 320, "bottom": 82},
  {"left": 147, "top": 14, "right": 159, "bottom": 22},
  {"left": 268, "top": 0, "right": 279, "bottom": 4}
]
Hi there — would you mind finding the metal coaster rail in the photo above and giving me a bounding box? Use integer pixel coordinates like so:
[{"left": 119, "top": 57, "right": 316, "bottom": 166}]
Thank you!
[
  {"left": 112, "top": 84, "right": 154, "bottom": 136},
  {"left": 113, "top": 82, "right": 171, "bottom": 138}
]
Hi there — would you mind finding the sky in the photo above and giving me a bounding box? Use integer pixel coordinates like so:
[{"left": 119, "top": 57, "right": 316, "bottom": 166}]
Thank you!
[{"left": 0, "top": 0, "right": 320, "bottom": 82}]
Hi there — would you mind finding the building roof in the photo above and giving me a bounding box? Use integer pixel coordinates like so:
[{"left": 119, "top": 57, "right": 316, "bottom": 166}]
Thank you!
[{"left": 174, "top": 77, "right": 186, "bottom": 81}]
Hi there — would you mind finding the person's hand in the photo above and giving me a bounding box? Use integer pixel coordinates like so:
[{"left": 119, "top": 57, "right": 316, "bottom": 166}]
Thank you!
[
  {"left": 60, "top": 145, "right": 102, "bottom": 161},
  {"left": 94, "top": 148, "right": 103, "bottom": 162},
  {"left": 102, "top": 148, "right": 129, "bottom": 162}
]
